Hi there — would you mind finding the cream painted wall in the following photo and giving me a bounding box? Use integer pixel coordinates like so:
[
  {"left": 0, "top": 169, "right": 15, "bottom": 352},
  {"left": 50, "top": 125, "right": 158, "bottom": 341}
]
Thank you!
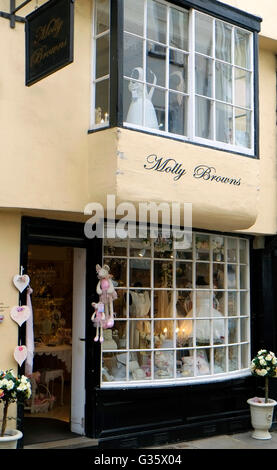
[{"left": 0, "top": 212, "right": 21, "bottom": 370}]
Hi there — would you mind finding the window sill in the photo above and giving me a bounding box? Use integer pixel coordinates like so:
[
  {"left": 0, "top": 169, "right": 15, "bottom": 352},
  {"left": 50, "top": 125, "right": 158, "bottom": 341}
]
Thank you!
[{"left": 100, "top": 369, "right": 251, "bottom": 390}]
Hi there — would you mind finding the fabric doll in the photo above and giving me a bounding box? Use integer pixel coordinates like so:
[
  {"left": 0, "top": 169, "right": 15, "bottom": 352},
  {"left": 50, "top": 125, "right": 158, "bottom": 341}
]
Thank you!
[
  {"left": 96, "top": 264, "right": 117, "bottom": 328},
  {"left": 91, "top": 302, "right": 106, "bottom": 342}
]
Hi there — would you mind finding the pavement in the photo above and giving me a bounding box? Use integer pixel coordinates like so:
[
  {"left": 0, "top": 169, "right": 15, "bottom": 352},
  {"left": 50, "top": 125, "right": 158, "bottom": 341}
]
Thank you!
[{"left": 146, "top": 429, "right": 277, "bottom": 449}]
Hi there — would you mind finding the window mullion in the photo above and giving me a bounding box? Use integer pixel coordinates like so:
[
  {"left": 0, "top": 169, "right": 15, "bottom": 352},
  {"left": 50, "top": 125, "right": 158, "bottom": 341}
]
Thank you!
[{"left": 189, "top": 8, "right": 195, "bottom": 140}]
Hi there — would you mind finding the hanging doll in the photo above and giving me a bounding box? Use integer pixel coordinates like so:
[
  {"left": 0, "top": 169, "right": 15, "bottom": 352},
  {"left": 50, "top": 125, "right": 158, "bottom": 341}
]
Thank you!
[
  {"left": 96, "top": 264, "right": 117, "bottom": 328},
  {"left": 91, "top": 302, "right": 106, "bottom": 342}
]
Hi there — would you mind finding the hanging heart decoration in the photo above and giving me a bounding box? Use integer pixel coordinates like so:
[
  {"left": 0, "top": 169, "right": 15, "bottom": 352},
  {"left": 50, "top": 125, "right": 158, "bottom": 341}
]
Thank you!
[
  {"left": 10, "top": 305, "right": 31, "bottom": 327},
  {"left": 13, "top": 274, "right": 30, "bottom": 293},
  {"left": 14, "top": 345, "right": 28, "bottom": 367}
]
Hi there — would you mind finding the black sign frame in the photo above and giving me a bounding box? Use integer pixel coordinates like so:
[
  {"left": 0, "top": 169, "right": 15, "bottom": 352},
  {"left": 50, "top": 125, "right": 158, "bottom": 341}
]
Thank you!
[{"left": 25, "top": 0, "right": 74, "bottom": 86}]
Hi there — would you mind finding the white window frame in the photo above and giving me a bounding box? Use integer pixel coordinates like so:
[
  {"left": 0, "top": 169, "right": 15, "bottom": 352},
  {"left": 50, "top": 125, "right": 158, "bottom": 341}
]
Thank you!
[
  {"left": 100, "top": 232, "right": 251, "bottom": 389},
  {"left": 121, "top": 0, "right": 255, "bottom": 156}
]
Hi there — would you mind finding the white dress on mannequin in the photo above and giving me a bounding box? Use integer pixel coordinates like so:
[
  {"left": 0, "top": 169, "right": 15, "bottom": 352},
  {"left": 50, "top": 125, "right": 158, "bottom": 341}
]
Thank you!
[
  {"left": 126, "top": 67, "right": 159, "bottom": 130},
  {"left": 188, "top": 290, "right": 225, "bottom": 343},
  {"left": 129, "top": 291, "right": 151, "bottom": 349}
]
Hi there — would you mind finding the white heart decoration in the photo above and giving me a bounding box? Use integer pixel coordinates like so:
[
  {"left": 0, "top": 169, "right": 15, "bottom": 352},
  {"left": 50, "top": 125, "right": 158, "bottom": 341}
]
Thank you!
[
  {"left": 13, "top": 274, "right": 30, "bottom": 293},
  {"left": 10, "top": 305, "right": 31, "bottom": 327},
  {"left": 14, "top": 345, "right": 28, "bottom": 367}
]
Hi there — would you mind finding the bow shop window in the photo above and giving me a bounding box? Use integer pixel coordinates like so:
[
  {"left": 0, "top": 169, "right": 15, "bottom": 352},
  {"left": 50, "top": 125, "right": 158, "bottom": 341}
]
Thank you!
[
  {"left": 100, "top": 232, "right": 250, "bottom": 387},
  {"left": 91, "top": 0, "right": 258, "bottom": 156}
]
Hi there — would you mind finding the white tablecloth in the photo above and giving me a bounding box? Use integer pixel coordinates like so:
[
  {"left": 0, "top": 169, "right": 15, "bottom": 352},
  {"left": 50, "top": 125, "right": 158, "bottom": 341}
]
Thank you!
[{"left": 35, "top": 344, "right": 72, "bottom": 373}]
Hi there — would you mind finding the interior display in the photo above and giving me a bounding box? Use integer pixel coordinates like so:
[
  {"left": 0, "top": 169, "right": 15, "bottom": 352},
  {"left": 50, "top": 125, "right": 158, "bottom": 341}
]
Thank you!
[
  {"left": 14, "top": 345, "right": 28, "bottom": 367},
  {"left": 10, "top": 305, "right": 31, "bottom": 327},
  {"left": 101, "top": 232, "right": 250, "bottom": 385},
  {"left": 13, "top": 273, "right": 30, "bottom": 293},
  {"left": 126, "top": 67, "right": 159, "bottom": 129}
]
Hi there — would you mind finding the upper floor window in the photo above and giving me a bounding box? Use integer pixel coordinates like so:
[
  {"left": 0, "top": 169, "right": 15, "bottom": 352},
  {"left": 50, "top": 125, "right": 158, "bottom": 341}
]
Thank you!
[{"left": 92, "top": 0, "right": 258, "bottom": 156}]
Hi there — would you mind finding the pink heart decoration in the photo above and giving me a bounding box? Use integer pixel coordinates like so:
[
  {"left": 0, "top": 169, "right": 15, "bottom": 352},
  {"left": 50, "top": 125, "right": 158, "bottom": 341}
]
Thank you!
[
  {"left": 14, "top": 345, "right": 27, "bottom": 367},
  {"left": 13, "top": 274, "right": 30, "bottom": 293},
  {"left": 10, "top": 305, "right": 31, "bottom": 327}
]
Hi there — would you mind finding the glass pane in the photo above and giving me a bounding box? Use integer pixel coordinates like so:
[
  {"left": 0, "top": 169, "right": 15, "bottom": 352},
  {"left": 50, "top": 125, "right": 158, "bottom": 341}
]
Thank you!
[
  {"left": 212, "top": 236, "right": 225, "bottom": 262},
  {"left": 216, "top": 291, "right": 225, "bottom": 315},
  {"left": 228, "top": 292, "right": 237, "bottom": 316},
  {"left": 124, "top": 34, "right": 144, "bottom": 78},
  {"left": 95, "top": 79, "right": 109, "bottom": 125},
  {"left": 103, "top": 258, "right": 127, "bottom": 287},
  {"left": 169, "top": 93, "right": 187, "bottom": 136},
  {"left": 196, "top": 264, "right": 210, "bottom": 287},
  {"left": 154, "top": 261, "right": 173, "bottom": 288},
  {"left": 176, "top": 290, "right": 192, "bottom": 317},
  {"left": 196, "top": 349, "right": 211, "bottom": 376},
  {"left": 130, "top": 238, "right": 151, "bottom": 258},
  {"left": 215, "top": 62, "right": 232, "bottom": 103},
  {"left": 239, "top": 239, "right": 247, "bottom": 263},
  {"left": 108, "top": 321, "right": 126, "bottom": 350},
  {"left": 215, "top": 21, "right": 232, "bottom": 63},
  {"left": 150, "top": 86, "right": 165, "bottom": 131},
  {"left": 124, "top": 0, "right": 144, "bottom": 36},
  {"left": 235, "top": 68, "right": 251, "bottom": 108},
  {"left": 176, "top": 261, "right": 192, "bottom": 288},
  {"left": 195, "top": 55, "right": 213, "bottom": 98},
  {"left": 216, "top": 102, "right": 233, "bottom": 144},
  {"left": 229, "top": 345, "right": 238, "bottom": 371},
  {"left": 129, "top": 320, "right": 151, "bottom": 349},
  {"left": 213, "top": 263, "right": 224, "bottom": 289},
  {"left": 154, "top": 320, "right": 174, "bottom": 348},
  {"left": 177, "top": 350, "right": 194, "bottom": 378},
  {"left": 154, "top": 290, "right": 174, "bottom": 318},
  {"left": 227, "top": 265, "right": 237, "bottom": 289},
  {"left": 195, "top": 12, "right": 213, "bottom": 56},
  {"left": 228, "top": 318, "right": 238, "bottom": 343},
  {"left": 235, "top": 28, "right": 251, "bottom": 69},
  {"left": 103, "top": 238, "right": 127, "bottom": 256},
  {"left": 96, "top": 0, "right": 110, "bottom": 35},
  {"left": 176, "top": 234, "right": 192, "bottom": 260},
  {"left": 235, "top": 108, "right": 251, "bottom": 148},
  {"left": 113, "top": 289, "right": 127, "bottom": 318},
  {"left": 240, "top": 317, "right": 248, "bottom": 342},
  {"left": 147, "top": 0, "right": 167, "bottom": 44},
  {"left": 154, "top": 350, "right": 174, "bottom": 379},
  {"left": 227, "top": 238, "right": 237, "bottom": 262},
  {"left": 196, "top": 318, "right": 211, "bottom": 345},
  {"left": 102, "top": 352, "right": 126, "bottom": 382},
  {"left": 195, "top": 234, "right": 210, "bottom": 261},
  {"left": 129, "top": 351, "right": 152, "bottom": 380},
  {"left": 176, "top": 320, "right": 193, "bottom": 347},
  {"left": 195, "top": 97, "right": 213, "bottom": 139},
  {"left": 96, "top": 35, "right": 109, "bottom": 79},
  {"left": 169, "top": 7, "right": 188, "bottom": 51},
  {"left": 213, "top": 318, "right": 225, "bottom": 344},
  {"left": 129, "top": 259, "right": 151, "bottom": 287},
  {"left": 241, "top": 343, "right": 249, "bottom": 369},
  {"left": 214, "top": 347, "right": 226, "bottom": 373},
  {"left": 154, "top": 235, "right": 173, "bottom": 258},
  {"left": 169, "top": 50, "right": 188, "bottom": 93},
  {"left": 147, "top": 41, "right": 166, "bottom": 88},
  {"left": 240, "top": 265, "right": 247, "bottom": 289},
  {"left": 129, "top": 289, "right": 151, "bottom": 317},
  {"left": 240, "top": 291, "right": 248, "bottom": 315}
]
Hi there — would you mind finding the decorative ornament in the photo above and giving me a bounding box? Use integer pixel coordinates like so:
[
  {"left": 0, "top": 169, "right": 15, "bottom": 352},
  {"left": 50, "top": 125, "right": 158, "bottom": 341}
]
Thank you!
[
  {"left": 13, "top": 345, "right": 28, "bottom": 367},
  {"left": 96, "top": 264, "right": 117, "bottom": 328},
  {"left": 13, "top": 274, "right": 30, "bottom": 293},
  {"left": 91, "top": 302, "right": 106, "bottom": 342},
  {"left": 10, "top": 305, "right": 31, "bottom": 327}
]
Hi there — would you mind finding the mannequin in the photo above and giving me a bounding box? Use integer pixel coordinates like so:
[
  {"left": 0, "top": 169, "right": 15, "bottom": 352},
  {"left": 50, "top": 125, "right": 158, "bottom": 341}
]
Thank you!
[{"left": 126, "top": 67, "right": 159, "bottom": 129}]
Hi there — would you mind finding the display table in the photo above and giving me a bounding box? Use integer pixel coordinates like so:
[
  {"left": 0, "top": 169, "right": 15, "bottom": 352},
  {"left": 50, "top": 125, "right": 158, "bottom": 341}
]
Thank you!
[{"left": 35, "top": 344, "right": 72, "bottom": 373}]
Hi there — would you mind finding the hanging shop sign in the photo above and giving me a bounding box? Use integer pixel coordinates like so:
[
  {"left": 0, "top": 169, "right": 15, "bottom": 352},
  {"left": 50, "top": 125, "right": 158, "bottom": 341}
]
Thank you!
[{"left": 25, "top": 0, "right": 74, "bottom": 86}]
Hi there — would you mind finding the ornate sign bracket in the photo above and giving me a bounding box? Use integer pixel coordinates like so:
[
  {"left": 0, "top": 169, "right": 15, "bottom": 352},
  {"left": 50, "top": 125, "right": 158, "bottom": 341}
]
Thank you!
[{"left": 0, "top": 0, "right": 45, "bottom": 28}]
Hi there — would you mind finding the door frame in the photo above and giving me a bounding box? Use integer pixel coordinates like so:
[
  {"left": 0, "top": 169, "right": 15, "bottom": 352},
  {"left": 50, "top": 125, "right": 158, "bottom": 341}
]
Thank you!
[{"left": 18, "top": 216, "right": 102, "bottom": 441}]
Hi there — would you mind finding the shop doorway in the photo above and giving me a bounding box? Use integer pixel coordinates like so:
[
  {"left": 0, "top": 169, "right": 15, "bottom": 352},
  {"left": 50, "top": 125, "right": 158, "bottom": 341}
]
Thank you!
[{"left": 23, "top": 244, "right": 86, "bottom": 445}]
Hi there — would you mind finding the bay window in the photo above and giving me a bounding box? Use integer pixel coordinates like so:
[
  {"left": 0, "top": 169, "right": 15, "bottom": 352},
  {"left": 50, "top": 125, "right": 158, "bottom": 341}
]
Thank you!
[
  {"left": 91, "top": 0, "right": 260, "bottom": 156},
  {"left": 101, "top": 232, "right": 250, "bottom": 387}
]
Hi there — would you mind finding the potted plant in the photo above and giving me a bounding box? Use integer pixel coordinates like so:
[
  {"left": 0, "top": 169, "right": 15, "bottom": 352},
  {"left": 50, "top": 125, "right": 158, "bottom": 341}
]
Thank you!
[
  {"left": 0, "top": 369, "right": 31, "bottom": 449},
  {"left": 247, "top": 349, "right": 277, "bottom": 440}
]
